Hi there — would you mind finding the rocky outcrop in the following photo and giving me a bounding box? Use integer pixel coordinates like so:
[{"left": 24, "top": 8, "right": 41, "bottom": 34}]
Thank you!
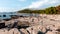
[{"left": 0, "top": 14, "right": 60, "bottom": 34}]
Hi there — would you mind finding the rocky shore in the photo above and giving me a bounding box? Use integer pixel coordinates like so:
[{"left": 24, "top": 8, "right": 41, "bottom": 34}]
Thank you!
[{"left": 0, "top": 14, "right": 60, "bottom": 34}]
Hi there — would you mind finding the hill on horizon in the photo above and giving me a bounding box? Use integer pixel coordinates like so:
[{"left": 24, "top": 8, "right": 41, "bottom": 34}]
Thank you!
[{"left": 17, "top": 5, "right": 60, "bottom": 14}]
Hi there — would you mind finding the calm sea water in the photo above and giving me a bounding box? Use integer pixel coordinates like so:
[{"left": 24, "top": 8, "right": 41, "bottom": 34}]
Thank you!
[
  {"left": 0, "top": 12, "right": 39, "bottom": 19},
  {"left": 0, "top": 12, "right": 15, "bottom": 19}
]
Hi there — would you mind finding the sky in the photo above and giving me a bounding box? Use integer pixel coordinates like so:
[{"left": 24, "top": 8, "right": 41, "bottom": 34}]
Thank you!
[{"left": 0, "top": 0, "right": 60, "bottom": 12}]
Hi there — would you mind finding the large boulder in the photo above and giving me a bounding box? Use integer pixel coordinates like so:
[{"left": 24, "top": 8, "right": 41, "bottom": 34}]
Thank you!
[
  {"left": 19, "top": 28, "right": 29, "bottom": 34},
  {"left": 46, "top": 31, "right": 56, "bottom": 34},
  {"left": 0, "top": 28, "right": 9, "bottom": 34},
  {"left": 26, "top": 25, "right": 46, "bottom": 34},
  {"left": 8, "top": 28, "right": 20, "bottom": 34}
]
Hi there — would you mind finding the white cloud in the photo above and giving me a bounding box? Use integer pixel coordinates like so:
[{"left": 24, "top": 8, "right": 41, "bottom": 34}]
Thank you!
[
  {"left": 28, "top": 0, "right": 59, "bottom": 8},
  {"left": 0, "top": 0, "right": 59, "bottom": 12},
  {"left": 0, "top": 7, "right": 19, "bottom": 12}
]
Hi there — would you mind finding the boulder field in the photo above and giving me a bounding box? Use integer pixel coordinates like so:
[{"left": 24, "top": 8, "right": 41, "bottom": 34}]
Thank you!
[{"left": 0, "top": 14, "right": 60, "bottom": 34}]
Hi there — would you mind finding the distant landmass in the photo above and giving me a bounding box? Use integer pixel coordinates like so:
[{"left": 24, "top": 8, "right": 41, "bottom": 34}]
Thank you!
[{"left": 18, "top": 5, "right": 60, "bottom": 14}]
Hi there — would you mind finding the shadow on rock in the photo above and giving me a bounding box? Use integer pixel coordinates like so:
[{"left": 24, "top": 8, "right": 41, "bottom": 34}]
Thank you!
[{"left": 37, "top": 31, "right": 45, "bottom": 34}]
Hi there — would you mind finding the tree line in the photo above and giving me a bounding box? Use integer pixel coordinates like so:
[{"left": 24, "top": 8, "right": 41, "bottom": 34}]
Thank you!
[{"left": 18, "top": 5, "right": 60, "bottom": 14}]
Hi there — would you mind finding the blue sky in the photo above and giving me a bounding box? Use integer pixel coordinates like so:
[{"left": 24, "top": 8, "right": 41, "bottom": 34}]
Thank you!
[{"left": 0, "top": 0, "right": 60, "bottom": 12}]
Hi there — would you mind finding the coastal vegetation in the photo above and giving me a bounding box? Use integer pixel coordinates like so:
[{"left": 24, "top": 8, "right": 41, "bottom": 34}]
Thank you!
[{"left": 18, "top": 5, "right": 60, "bottom": 14}]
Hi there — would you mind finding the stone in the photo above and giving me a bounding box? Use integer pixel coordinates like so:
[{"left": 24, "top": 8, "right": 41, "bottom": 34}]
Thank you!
[
  {"left": 0, "top": 28, "right": 9, "bottom": 34},
  {"left": 26, "top": 25, "right": 46, "bottom": 34},
  {"left": 46, "top": 31, "right": 56, "bottom": 34},
  {"left": 8, "top": 28, "right": 20, "bottom": 34},
  {"left": 20, "top": 28, "right": 29, "bottom": 34}
]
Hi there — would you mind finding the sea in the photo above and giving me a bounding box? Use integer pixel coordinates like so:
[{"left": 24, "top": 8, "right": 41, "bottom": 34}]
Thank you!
[
  {"left": 0, "top": 12, "right": 39, "bottom": 19},
  {"left": 0, "top": 12, "right": 16, "bottom": 19}
]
